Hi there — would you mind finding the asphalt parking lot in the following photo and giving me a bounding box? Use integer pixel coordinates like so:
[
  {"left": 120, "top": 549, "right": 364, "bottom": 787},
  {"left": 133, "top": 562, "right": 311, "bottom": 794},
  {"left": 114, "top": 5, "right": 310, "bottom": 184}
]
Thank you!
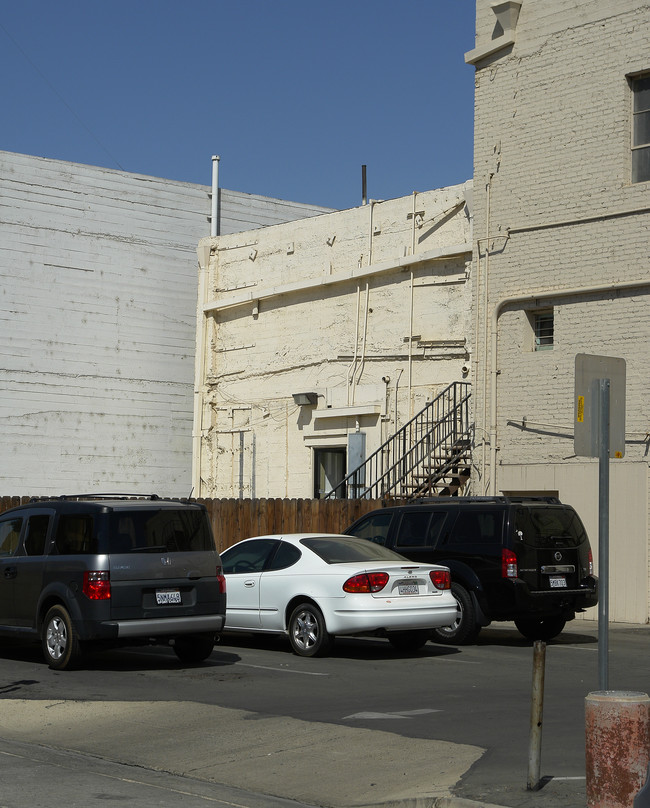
[{"left": 0, "top": 619, "right": 648, "bottom": 808}]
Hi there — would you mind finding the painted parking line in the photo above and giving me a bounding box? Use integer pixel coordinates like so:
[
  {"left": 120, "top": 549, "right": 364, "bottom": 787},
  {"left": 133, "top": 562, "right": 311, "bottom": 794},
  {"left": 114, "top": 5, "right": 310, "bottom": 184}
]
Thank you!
[
  {"left": 236, "top": 662, "right": 328, "bottom": 676},
  {"left": 344, "top": 709, "right": 440, "bottom": 720}
]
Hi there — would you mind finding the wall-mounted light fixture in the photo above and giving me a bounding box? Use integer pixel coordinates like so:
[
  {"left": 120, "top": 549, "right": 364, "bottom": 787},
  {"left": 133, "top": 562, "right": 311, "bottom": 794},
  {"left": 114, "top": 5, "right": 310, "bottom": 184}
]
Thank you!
[{"left": 292, "top": 392, "right": 318, "bottom": 406}]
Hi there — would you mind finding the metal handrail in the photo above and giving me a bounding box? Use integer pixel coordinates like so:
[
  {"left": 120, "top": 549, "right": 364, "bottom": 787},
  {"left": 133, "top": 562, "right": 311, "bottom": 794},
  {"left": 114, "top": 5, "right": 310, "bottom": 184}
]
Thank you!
[{"left": 325, "top": 381, "right": 471, "bottom": 500}]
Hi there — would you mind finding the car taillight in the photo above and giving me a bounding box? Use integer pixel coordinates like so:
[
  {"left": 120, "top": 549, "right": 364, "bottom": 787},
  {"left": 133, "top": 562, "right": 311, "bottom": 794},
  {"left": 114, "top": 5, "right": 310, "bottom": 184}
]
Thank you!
[
  {"left": 217, "top": 565, "right": 227, "bottom": 594},
  {"left": 83, "top": 570, "right": 111, "bottom": 600},
  {"left": 502, "top": 548, "right": 518, "bottom": 579},
  {"left": 430, "top": 570, "right": 451, "bottom": 590},
  {"left": 588, "top": 549, "right": 594, "bottom": 576},
  {"left": 343, "top": 572, "right": 389, "bottom": 593}
]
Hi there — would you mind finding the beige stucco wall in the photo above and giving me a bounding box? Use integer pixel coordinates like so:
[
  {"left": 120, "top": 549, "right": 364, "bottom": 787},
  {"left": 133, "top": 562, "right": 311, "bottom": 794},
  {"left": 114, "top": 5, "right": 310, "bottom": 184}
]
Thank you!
[
  {"left": 194, "top": 186, "right": 473, "bottom": 499},
  {"left": 467, "top": 1, "right": 650, "bottom": 622}
]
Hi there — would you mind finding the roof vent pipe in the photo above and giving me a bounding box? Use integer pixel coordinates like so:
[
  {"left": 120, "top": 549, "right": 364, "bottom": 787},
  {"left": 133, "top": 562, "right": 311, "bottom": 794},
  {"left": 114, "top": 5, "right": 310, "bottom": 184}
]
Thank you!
[
  {"left": 210, "top": 155, "right": 220, "bottom": 237},
  {"left": 362, "top": 165, "right": 367, "bottom": 206}
]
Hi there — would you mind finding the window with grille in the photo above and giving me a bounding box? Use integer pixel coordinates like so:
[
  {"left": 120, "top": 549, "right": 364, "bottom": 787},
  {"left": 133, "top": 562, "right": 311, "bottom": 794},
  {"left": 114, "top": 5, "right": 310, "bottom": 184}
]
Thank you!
[
  {"left": 534, "top": 311, "right": 554, "bottom": 351},
  {"left": 632, "top": 74, "right": 650, "bottom": 183}
]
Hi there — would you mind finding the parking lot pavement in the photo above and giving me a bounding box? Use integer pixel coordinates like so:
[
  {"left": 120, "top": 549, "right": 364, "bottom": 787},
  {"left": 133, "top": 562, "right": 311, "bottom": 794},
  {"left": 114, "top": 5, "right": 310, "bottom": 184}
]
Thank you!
[
  {"left": 0, "top": 736, "right": 321, "bottom": 808},
  {"left": 0, "top": 698, "right": 483, "bottom": 808}
]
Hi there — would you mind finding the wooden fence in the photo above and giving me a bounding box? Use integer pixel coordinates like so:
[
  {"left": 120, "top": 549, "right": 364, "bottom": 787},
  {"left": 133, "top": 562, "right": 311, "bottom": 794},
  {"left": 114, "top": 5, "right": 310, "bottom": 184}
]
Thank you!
[{"left": 0, "top": 496, "right": 384, "bottom": 553}]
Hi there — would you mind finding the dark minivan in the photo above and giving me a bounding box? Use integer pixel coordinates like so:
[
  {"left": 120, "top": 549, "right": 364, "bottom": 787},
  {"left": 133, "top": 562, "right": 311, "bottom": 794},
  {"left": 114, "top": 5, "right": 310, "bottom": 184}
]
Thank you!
[
  {"left": 0, "top": 495, "right": 226, "bottom": 669},
  {"left": 345, "top": 496, "right": 598, "bottom": 643}
]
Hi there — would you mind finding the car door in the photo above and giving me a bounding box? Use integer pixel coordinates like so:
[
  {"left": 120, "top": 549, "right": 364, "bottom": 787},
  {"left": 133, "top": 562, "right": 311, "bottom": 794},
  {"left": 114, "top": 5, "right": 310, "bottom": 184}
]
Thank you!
[
  {"left": 12, "top": 510, "right": 54, "bottom": 628},
  {"left": 0, "top": 514, "right": 26, "bottom": 627},
  {"left": 221, "top": 539, "right": 280, "bottom": 629},
  {"left": 257, "top": 541, "right": 303, "bottom": 631}
]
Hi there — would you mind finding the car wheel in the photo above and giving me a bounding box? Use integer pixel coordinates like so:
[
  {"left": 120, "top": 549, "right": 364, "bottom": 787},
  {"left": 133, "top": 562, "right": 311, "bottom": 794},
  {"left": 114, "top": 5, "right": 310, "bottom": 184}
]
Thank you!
[
  {"left": 430, "top": 583, "right": 480, "bottom": 645},
  {"left": 42, "top": 605, "right": 82, "bottom": 670},
  {"left": 387, "top": 630, "right": 430, "bottom": 653},
  {"left": 173, "top": 633, "right": 215, "bottom": 663},
  {"left": 288, "top": 602, "right": 331, "bottom": 657},
  {"left": 514, "top": 616, "right": 567, "bottom": 642}
]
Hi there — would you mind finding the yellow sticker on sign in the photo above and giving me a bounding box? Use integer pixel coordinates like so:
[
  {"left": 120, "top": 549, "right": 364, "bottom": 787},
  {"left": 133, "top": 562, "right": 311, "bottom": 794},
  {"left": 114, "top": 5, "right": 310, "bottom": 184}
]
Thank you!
[{"left": 577, "top": 395, "right": 584, "bottom": 423}]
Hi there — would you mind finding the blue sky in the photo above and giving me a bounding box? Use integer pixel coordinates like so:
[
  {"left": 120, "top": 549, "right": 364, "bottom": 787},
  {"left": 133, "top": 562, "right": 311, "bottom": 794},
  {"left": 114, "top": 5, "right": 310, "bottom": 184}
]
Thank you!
[{"left": 1, "top": 1, "right": 476, "bottom": 210}]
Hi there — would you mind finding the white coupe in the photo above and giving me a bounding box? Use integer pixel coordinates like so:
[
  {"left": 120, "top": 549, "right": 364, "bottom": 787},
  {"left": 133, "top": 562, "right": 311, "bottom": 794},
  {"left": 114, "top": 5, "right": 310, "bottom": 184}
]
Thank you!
[{"left": 220, "top": 533, "right": 457, "bottom": 656}]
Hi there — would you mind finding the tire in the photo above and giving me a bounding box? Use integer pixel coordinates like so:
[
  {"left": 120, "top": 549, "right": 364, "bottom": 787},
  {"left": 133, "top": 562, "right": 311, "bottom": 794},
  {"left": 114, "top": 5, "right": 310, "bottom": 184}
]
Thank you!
[
  {"left": 288, "top": 602, "right": 331, "bottom": 657},
  {"left": 42, "top": 605, "right": 82, "bottom": 670},
  {"left": 430, "top": 583, "right": 480, "bottom": 645},
  {"left": 173, "top": 633, "right": 215, "bottom": 663},
  {"left": 514, "top": 616, "right": 566, "bottom": 642},
  {"left": 387, "top": 630, "right": 430, "bottom": 653}
]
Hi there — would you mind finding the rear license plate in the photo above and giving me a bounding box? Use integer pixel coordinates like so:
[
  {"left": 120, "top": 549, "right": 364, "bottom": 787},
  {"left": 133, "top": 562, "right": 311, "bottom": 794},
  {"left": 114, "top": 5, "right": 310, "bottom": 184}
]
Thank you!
[
  {"left": 156, "top": 589, "right": 181, "bottom": 605},
  {"left": 398, "top": 583, "right": 419, "bottom": 595},
  {"left": 549, "top": 576, "right": 567, "bottom": 589}
]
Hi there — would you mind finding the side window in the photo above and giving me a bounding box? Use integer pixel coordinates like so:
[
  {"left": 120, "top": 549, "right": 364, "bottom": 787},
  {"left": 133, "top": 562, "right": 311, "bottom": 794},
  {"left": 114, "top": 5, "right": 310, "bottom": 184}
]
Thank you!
[
  {"left": 266, "top": 542, "right": 301, "bottom": 571},
  {"left": 221, "top": 539, "right": 279, "bottom": 574},
  {"left": 0, "top": 518, "right": 23, "bottom": 556},
  {"left": 55, "top": 515, "right": 97, "bottom": 555},
  {"left": 631, "top": 73, "right": 650, "bottom": 183},
  {"left": 23, "top": 515, "right": 51, "bottom": 556},
  {"left": 395, "top": 511, "right": 432, "bottom": 548},
  {"left": 448, "top": 510, "right": 502, "bottom": 545},
  {"left": 347, "top": 512, "right": 393, "bottom": 545}
]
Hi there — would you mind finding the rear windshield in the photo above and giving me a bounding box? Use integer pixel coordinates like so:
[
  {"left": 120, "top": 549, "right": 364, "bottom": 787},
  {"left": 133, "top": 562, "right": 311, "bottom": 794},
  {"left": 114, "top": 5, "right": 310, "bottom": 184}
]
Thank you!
[
  {"left": 301, "top": 536, "right": 407, "bottom": 564},
  {"left": 108, "top": 509, "right": 214, "bottom": 553},
  {"left": 514, "top": 506, "right": 587, "bottom": 548}
]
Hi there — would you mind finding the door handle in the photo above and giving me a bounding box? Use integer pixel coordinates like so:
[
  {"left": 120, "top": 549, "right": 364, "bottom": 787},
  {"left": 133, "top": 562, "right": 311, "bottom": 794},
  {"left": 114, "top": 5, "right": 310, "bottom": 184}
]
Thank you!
[
  {"left": 3, "top": 566, "right": 17, "bottom": 580},
  {"left": 244, "top": 580, "right": 256, "bottom": 588}
]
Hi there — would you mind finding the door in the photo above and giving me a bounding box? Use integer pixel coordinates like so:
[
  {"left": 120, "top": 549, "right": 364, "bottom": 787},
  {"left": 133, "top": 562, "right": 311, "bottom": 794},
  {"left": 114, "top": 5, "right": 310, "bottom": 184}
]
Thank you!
[
  {"left": 13, "top": 512, "right": 53, "bottom": 628},
  {"left": 0, "top": 514, "right": 26, "bottom": 626},
  {"left": 221, "top": 539, "right": 279, "bottom": 629}
]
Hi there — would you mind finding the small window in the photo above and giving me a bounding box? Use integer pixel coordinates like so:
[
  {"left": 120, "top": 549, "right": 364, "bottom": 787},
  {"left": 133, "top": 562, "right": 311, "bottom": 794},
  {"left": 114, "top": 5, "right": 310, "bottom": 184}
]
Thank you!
[
  {"left": 266, "top": 541, "right": 301, "bottom": 571},
  {"left": 347, "top": 512, "right": 393, "bottom": 545},
  {"left": 24, "top": 515, "right": 50, "bottom": 556},
  {"left": 632, "top": 74, "right": 650, "bottom": 183},
  {"left": 55, "top": 515, "right": 97, "bottom": 555},
  {"left": 221, "top": 539, "right": 279, "bottom": 574},
  {"left": 534, "top": 310, "right": 554, "bottom": 351},
  {"left": 0, "top": 518, "right": 23, "bottom": 555}
]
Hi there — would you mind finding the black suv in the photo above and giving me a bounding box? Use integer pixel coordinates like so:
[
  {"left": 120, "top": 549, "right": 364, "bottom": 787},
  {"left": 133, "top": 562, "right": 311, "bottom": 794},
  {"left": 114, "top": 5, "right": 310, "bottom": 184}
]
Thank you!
[
  {"left": 0, "top": 495, "right": 226, "bottom": 669},
  {"left": 345, "top": 496, "right": 598, "bottom": 643}
]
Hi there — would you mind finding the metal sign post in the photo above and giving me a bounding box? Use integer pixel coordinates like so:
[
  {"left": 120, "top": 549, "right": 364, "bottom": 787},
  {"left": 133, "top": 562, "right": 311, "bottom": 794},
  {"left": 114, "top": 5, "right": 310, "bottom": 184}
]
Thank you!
[{"left": 574, "top": 355, "right": 626, "bottom": 692}]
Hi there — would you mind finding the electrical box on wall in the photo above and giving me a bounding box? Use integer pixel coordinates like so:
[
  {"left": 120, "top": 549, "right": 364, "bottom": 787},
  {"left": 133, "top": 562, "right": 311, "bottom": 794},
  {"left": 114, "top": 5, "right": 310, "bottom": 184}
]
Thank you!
[{"left": 348, "top": 432, "right": 366, "bottom": 476}]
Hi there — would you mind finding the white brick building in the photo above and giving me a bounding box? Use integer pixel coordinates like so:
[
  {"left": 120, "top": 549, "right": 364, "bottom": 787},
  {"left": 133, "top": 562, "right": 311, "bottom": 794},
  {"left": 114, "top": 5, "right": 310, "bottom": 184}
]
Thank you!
[
  {"left": 193, "top": 185, "right": 473, "bottom": 499},
  {"left": 466, "top": 1, "right": 650, "bottom": 622},
  {"left": 0, "top": 151, "right": 330, "bottom": 497}
]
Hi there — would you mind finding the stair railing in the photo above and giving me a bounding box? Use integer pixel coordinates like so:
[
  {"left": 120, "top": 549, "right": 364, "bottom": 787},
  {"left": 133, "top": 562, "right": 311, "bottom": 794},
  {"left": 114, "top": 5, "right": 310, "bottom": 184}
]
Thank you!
[{"left": 325, "top": 381, "right": 471, "bottom": 500}]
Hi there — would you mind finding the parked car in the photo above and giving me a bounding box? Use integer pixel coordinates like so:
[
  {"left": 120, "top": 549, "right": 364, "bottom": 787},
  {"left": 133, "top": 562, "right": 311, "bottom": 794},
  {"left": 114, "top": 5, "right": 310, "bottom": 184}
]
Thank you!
[
  {"left": 0, "top": 495, "right": 226, "bottom": 669},
  {"left": 345, "top": 496, "right": 598, "bottom": 644},
  {"left": 220, "top": 533, "right": 456, "bottom": 656}
]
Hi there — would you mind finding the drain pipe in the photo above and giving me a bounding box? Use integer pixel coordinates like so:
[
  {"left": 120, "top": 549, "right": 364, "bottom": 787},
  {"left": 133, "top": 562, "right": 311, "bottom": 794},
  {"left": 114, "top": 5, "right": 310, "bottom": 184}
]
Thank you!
[
  {"left": 210, "top": 155, "right": 220, "bottom": 237},
  {"left": 488, "top": 277, "right": 650, "bottom": 495}
]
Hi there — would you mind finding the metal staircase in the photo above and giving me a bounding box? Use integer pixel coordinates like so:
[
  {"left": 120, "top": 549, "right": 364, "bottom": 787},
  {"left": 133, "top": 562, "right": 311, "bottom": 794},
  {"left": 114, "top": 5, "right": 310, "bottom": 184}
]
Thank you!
[{"left": 325, "top": 381, "right": 472, "bottom": 501}]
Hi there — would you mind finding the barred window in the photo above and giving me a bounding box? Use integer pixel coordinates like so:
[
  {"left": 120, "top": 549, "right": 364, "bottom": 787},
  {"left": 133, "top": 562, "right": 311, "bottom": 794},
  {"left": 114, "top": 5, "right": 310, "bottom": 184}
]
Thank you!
[
  {"left": 534, "top": 311, "right": 554, "bottom": 351},
  {"left": 632, "top": 74, "right": 650, "bottom": 183}
]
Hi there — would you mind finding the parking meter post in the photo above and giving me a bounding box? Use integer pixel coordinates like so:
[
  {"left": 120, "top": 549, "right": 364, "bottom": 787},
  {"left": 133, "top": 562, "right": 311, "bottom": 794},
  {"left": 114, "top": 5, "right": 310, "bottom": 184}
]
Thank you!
[
  {"left": 527, "top": 639, "right": 546, "bottom": 791},
  {"left": 597, "top": 378, "right": 610, "bottom": 691}
]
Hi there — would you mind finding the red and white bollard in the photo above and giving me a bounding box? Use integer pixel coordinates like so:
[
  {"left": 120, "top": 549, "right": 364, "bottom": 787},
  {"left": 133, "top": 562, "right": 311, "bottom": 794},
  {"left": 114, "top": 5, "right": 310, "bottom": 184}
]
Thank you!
[{"left": 585, "top": 690, "right": 650, "bottom": 808}]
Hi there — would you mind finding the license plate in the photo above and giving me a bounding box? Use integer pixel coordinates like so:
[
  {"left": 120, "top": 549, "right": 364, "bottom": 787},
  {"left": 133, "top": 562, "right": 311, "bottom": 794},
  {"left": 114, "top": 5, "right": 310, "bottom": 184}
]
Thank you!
[
  {"left": 549, "top": 576, "right": 567, "bottom": 589},
  {"left": 398, "top": 583, "right": 419, "bottom": 595},
  {"left": 156, "top": 589, "right": 181, "bottom": 605}
]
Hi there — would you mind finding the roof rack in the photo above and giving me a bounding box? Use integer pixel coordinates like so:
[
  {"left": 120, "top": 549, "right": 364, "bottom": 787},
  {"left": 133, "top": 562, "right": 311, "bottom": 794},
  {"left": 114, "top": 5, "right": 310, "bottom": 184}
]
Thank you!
[
  {"left": 410, "top": 495, "right": 561, "bottom": 505},
  {"left": 30, "top": 493, "right": 164, "bottom": 502}
]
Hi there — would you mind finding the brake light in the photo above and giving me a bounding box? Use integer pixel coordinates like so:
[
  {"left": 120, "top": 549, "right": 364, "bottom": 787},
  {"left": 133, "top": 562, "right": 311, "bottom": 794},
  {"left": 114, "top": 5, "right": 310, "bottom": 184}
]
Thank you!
[
  {"left": 216, "top": 565, "right": 227, "bottom": 594},
  {"left": 83, "top": 570, "right": 111, "bottom": 600},
  {"left": 502, "top": 548, "right": 518, "bottom": 579},
  {"left": 343, "top": 572, "right": 389, "bottom": 593},
  {"left": 430, "top": 570, "right": 451, "bottom": 590},
  {"left": 588, "top": 549, "right": 594, "bottom": 576}
]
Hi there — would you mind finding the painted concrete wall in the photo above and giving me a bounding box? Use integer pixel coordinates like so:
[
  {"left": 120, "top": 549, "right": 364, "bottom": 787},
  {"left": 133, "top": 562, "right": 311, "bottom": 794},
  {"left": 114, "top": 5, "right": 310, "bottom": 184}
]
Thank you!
[
  {"left": 467, "top": 1, "right": 650, "bottom": 622},
  {"left": 195, "top": 185, "right": 473, "bottom": 499},
  {"left": 0, "top": 150, "right": 332, "bottom": 497}
]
